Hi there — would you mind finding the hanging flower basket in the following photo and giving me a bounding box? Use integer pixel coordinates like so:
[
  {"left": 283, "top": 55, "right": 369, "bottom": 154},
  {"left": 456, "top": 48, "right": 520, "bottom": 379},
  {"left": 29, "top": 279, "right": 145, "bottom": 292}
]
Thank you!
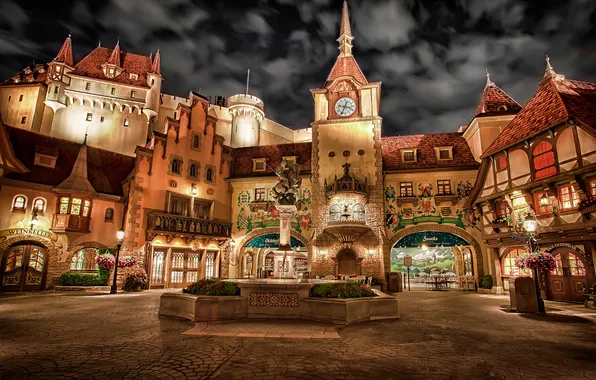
[
  {"left": 579, "top": 197, "right": 596, "bottom": 213},
  {"left": 118, "top": 256, "right": 137, "bottom": 268},
  {"left": 95, "top": 254, "right": 116, "bottom": 269},
  {"left": 515, "top": 252, "right": 557, "bottom": 272}
]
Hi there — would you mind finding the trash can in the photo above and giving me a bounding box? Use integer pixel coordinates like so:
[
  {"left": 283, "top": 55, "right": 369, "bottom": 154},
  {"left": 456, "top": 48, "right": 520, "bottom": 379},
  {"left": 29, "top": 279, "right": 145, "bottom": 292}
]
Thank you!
[
  {"left": 388, "top": 272, "right": 403, "bottom": 293},
  {"left": 509, "top": 276, "right": 539, "bottom": 313}
]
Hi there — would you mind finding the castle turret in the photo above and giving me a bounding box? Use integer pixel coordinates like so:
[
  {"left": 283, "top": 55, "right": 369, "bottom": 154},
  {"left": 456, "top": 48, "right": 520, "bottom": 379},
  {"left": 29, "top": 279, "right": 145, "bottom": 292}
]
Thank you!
[
  {"left": 228, "top": 93, "right": 264, "bottom": 148},
  {"left": 144, "top": 49, "right": 162, "bottom": 123},
  {"left": 45, "top": 34, "right": 74, "bottom": 113}
]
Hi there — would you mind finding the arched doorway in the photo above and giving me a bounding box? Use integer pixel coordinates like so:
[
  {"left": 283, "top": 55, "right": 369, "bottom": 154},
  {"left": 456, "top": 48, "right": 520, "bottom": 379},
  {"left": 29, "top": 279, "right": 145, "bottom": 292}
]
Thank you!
[
  {"left": 336, "top": 249, "right": 360, "bottom": 277},
  {"left": 391, "top": 231, "right": 474, "bottom": 290},
  {"left": 241, "top": 252, "right": 254, "bottom": 278},
  {"left": 0, "top": 243, "right": 48, "bottom": 291},
  {"left": 547, "top": 247, "right": 591, "bottom": 302}
]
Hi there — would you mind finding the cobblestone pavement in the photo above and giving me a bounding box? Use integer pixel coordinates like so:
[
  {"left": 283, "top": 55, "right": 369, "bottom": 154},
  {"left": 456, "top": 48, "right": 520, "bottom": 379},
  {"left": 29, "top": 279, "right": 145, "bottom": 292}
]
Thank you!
[{"left": 1, "top": 290, "right": 596, "bottom": 379}]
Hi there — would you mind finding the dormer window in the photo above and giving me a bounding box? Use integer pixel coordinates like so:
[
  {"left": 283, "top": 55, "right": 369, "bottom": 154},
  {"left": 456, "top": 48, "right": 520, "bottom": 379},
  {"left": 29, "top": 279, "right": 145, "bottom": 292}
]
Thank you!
[
  {"left": 498, "top": 105, "right": 508, "bottom": 111},
  {"left": 253, "top": 158, "right": 267, "bottom": 172},
  {"left": 129, "top": 73, "right": 139, "bottom": 80},
  {"left": 56, "top": 65, "right": 62, "bottom": 73},
  {"left": 283, "top": 156, "right": 297, "bottom": 167},
  {"left": 401, "top": 149, "right": 417, "bottom": 163},
  {"left": 435, "top": 146, "right": 453, "bottom": 161}
]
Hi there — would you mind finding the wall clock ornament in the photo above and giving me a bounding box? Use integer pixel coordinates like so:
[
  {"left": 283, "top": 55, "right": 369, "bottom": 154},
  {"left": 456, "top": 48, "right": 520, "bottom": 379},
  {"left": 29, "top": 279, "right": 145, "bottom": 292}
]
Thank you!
[{"left": 334, "top": 97, "right": 356, "bottom": 117}]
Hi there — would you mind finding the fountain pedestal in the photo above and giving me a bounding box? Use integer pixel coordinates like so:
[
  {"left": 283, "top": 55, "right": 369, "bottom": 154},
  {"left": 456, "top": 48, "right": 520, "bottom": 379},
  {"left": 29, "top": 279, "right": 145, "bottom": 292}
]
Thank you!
[{"left": 273, "top": 204, "right": 297, "bottom": 279}]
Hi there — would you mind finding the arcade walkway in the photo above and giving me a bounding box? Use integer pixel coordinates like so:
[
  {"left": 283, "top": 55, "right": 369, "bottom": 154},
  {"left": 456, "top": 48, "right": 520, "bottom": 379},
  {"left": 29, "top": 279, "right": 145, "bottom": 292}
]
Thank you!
[{"left": 1, "top": 290, "right": 595, "bottom": 379}]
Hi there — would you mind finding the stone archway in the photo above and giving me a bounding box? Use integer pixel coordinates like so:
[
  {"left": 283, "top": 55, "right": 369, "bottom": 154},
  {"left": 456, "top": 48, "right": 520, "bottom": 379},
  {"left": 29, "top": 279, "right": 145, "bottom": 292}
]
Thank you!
[
  {"left": 0, "top": 234, "right": 62, "bottom": 289},
  {"left": 335, "top": 248, "right": 362, "bottom": 277},
  {"left": 388, "top": 225, "right": 485, "bottom": 282}
]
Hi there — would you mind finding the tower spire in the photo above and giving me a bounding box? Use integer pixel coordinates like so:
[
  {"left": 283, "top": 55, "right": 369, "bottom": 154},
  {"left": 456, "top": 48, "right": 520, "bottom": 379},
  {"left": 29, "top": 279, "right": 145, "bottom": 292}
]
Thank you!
[
  {"left": 54, "top": 34, "right": 74, "bottom": 66},
  {"left": 485, "top": 68, "right": 494, "bottom": 87},
  {"left": 337, "top": 1, "right": 354, "bottom": 57},
  {"left": 107, "top": 38, "right": 121, "bottom": 67},
  {"left": 151, "top": 48, "right": 161, "bottom": 74},
  {"left": 245, "top": 69, "right": 250, "bottom": 95}
]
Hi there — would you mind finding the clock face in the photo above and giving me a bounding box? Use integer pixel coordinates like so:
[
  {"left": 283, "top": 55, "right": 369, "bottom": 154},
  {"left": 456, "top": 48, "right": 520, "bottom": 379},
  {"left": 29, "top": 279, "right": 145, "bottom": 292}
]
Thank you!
[{"left": 334, "top": 97, "right": 356, "bottom": 117}]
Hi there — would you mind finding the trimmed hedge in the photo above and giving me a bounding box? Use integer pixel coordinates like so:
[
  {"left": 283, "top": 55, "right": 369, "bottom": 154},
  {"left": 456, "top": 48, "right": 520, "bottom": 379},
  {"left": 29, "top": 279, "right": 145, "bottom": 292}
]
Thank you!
[
  {"left": 58, "top": 272, "right": 106, "bottom": 286},
  {"left": 311, "top": 281, "right": 377, "bottom": 299},
  {"left": 480, "top": 275, "right": 493, "bottom": 289},
  {"left": 183, "top": 279, "right": 240, "bottom": 296}
]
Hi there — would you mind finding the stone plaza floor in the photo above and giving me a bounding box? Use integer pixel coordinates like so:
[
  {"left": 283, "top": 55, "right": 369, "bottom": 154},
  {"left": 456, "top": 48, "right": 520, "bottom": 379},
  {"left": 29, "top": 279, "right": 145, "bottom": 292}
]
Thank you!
[{"left": 1, "top": 290, "right": 596, "bottom": 379}]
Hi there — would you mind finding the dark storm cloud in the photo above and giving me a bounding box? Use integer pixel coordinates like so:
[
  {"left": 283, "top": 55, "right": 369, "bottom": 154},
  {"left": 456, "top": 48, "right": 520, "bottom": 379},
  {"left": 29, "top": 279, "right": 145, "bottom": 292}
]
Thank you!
[{"left": 0, "top": 0, "right": 595, "bottom": 135}]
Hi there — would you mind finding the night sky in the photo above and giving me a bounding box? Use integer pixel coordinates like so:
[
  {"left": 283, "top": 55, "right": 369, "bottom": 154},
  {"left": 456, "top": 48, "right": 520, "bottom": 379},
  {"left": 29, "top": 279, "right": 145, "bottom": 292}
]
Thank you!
[{"left": 1, "top": 0, "right": 595, "bottom": 136}]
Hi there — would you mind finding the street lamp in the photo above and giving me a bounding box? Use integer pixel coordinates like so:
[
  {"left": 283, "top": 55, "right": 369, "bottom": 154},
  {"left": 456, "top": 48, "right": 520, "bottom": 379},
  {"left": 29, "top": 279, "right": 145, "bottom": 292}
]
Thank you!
[
  {"left": 110, "top": 228, "right": 126, "bottom": 294},
  {"left": 522, "top": 213, "right": 545, "bottom": 313},
  {"left": 539, "top": 193, "right": 551, "bottom": 208}
]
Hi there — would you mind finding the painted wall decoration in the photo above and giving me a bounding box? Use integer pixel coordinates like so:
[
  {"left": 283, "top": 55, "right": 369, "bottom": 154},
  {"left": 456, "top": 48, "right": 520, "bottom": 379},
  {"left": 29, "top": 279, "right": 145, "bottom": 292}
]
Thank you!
[
  {"left": 245, "top": 233, "right": 306, "bottom": 248},
  {"left": 384, "top": 182, "right": 465, "bottom": 233},
  {"left": 456, "top": 181, "right": 473, "bottom": 200}
]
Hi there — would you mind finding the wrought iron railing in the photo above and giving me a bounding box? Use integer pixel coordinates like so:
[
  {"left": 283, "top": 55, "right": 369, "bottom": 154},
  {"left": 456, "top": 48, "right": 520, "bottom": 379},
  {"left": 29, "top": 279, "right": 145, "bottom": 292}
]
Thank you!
[{"left": 146, "top": 212, "right": 231, "bottom": 238}]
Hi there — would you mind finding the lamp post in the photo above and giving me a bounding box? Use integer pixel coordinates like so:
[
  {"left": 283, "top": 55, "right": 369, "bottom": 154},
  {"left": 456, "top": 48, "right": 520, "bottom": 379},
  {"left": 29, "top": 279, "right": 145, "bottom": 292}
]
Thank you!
[
  {"left": 110, "top": 228, "right": 126, "bottom": 294},
  {"left": 522, "top": 214, "right": 545, "bottom": 313}
]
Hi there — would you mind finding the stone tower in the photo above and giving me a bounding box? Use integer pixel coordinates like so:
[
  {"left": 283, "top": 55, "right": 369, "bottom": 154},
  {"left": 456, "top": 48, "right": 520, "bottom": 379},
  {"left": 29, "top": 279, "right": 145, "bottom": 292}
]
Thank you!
[
  {"left": 309, "top": 1, "right": 387, "bottom": 278},
  {"left": 228, "top": 93, "right": 264, "bottom": 148},
  {"left": 44, "top": 35, "right": 74, "bottom": 113}
]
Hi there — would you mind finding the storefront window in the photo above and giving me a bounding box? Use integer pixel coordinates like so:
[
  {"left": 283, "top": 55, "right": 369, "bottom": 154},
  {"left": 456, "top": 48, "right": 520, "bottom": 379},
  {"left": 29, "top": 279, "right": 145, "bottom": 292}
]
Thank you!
[
  {"left": 205, "top": 253, "right": 214, "bottom": 279},
  {"left": 502, "top": 248, "right": 531, "bottom": 276}
]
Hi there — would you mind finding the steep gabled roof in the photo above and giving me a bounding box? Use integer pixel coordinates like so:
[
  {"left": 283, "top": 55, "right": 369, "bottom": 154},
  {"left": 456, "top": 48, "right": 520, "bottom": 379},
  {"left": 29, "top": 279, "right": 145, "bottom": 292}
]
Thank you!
[
  {"left": 0, "top": 64, "right": 48, "bottom": 86},
  {"left": 70, "top": 46, "right": 151, "bottom": 87},
  {"left": 474, "top": 72, "right": 521, "bottom": 118},
  {"left": 482, "top": 76, "right": 596, "bottom": 157},
  {"left": 229, "top": 142, "right": 312, "bottom": 179},
  {"left": 107, "top": 40, "right": 122, "bottom": 67},
  {"left": 54, "top": 35, "right": 74, "bottom": 66},
  {"left": 382, "top": 133, "right": 479, "bottom": 171},
  {"left": 4, "top": 126, "right": 135, "bottom": 196}
]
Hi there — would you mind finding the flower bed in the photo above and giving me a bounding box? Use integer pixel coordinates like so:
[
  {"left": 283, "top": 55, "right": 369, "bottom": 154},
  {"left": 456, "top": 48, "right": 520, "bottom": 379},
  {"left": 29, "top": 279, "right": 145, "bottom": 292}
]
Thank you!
[
  {"left": 310, "top": 281, "right": 377, "bottom": 298},
  {"left": 183, "top": 279, "right": 241, "bottom": 296},
  {"left": 123, "top": 267, "right": 148, "bottom": 292}
]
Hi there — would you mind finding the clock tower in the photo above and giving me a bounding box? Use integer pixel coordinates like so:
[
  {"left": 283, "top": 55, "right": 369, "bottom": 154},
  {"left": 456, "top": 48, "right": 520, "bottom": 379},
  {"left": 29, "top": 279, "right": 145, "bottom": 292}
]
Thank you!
[{"left": 309, "top": 1, "right": 387, "bottom": 279}]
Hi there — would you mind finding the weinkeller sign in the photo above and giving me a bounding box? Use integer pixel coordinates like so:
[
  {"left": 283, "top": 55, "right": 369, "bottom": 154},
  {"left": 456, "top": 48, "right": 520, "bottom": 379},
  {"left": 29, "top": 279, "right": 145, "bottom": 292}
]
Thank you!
[{"left": 0, "top": 228, "right": 58, "bottom": 242}]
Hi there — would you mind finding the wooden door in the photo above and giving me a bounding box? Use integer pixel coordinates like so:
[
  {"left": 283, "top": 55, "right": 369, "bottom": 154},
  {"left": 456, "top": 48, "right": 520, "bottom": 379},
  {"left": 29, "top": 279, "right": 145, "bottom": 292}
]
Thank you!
[
  {"left": 548, "top": 251, "right": 588, "bottom": 302},
  {"left": 1, "top": 244, "right": 48, "bottom": 291},
  {"left": 169, "top": 250, "right": 201, "bottom": 288}
]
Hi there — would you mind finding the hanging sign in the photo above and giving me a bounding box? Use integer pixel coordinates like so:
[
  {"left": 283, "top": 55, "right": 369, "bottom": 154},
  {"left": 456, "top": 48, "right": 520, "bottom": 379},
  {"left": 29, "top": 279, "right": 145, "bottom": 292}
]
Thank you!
[{"left": 394, "top": 231, "right": 469, "bottom": 248}]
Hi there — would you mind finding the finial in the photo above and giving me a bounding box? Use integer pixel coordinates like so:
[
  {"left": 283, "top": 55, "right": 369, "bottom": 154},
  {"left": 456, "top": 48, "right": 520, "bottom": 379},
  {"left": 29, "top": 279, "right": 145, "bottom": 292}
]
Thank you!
[
  {"left": 116, "top": 36, "right": 120, "bottom": 46},
  {"left": 68, "top": 32, "right": 71, "bottom": 39},
  {"left": 337, "top": 1, "right": 354, "bottom": 56},
  {"left": 545, "top": 54, "right": 554, "bottom": 72},
  {"left": 98, "top": 40, "right": 101, "bottom": 47},
  {"left": 485, "top": 68, "right": 493, "bottom": 87},
  {"left": 245, "top": 69, "right": 250, "bottom": 95}
]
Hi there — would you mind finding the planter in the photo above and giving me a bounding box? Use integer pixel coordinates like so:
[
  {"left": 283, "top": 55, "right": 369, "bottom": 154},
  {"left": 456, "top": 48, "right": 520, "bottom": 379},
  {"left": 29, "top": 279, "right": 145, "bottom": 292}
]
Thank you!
[
  {"left": 248, "top": 202, "right": 270, "bottom": 212},
  {"left": 580, "top": 204, "right": 596, "bottom": 214},
  {"left": 491, "top": 222, "right": 511, "bottom": 233},
  {"left": 301, "top": 294, "right": 399, "bottom": 325},
  {"left": 54, "top": 285, "right": 111, "bottom": 293},
  {"left": 159, "top": 293, "right": 248, "bottom": 322}
]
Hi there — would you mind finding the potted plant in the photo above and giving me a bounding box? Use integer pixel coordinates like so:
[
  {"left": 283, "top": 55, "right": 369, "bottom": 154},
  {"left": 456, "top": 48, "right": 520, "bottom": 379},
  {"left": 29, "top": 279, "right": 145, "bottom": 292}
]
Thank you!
[{"left": 123, "top": 267, "right": 148, "bottom": 292}]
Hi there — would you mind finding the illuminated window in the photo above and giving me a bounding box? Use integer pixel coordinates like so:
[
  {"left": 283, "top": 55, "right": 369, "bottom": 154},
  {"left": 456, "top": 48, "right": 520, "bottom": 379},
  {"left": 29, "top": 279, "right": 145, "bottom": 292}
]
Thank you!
[
  {"left": 85, "top": 82, "right": 91, "bottom": 90},
  {"left": 437, "top": 180, "right": 451, "bottom": 195},
  {"left": 587, "top": 178, "right": 596, "bottom": 197},
  {"left": 558, "top": 184, "right": 579, "bottom": 210},
  {"left": 131, "top": 90, "right": 135, "bottom": 98},
  {"left": 533, "top": 191, "right": 550, "bottom": 216},
  {"left": 495, "top": 154, "right": 507, "bottom": 171},
  {"left": 82, "top": 200, "right": 91, "bottom": 217},
  {"left": 495, "top": 200, "right": 510, "bottom": 218},
  {"left": 19, "top": 94, "right": 23, "bottom": 101},
  {"left": 59, "top": 197, "right": 70, "bottom": 214},
  {"left": 70, "top": 249, "right": 98, "bottom": 271},
  {"left": 111, "top": 87, "right": 115, "bottom": 95},
  {"left": 20, "top": 116, "right": 26, "bottom": 124},
  {"left": 402, "top": 149, "right": 416, "bottom": 162},
  {"left": 56, "top": 65, "right": 61, "bottom": 73},
  {"left": 123, "top": 118, "right": 129, "bottom": 127},
  {"left": 502, "top": 248, "right": 531, "bottom": 276},
  {"left": 400, "top": 182, "right": 413, "bottom": 197},
  {"left": 205, "top": 253, "right": 215, "bottom": 279},
  {"left": 12, "top": 195, "right": 26, "bottom": 212},
  {"left": 283, "top": 156, "right": 297, "bottom": 167},
  {"left": 568, "top": 253, "right": 586, "bottom": 276},
  {"left": 86, "top": 113, "right": 93, "bottom": 122},
  {"left": 255, "top": 188, "right": 266, "bottom": 201},
  {"left": 533, "top": 141, "right": 556, "bottom": 180},
  {"left": 32, "top": 198, "right": 46, "bottom": 213},
  {"left": 129, "top": 73, "right": 138, "bottom": 80},
  {"left": 171, "top": 158, "right": 181, "bottom": 175},
  {"left": 71, "top": 198, "right": 82, "bottom": 215},
  {"left": 104, "top": 208, "right": 114, "bottom": 222}
]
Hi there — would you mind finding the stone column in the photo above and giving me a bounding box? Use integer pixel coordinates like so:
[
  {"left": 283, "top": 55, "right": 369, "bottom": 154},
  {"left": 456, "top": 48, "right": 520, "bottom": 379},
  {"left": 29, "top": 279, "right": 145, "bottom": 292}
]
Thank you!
[
  {"left": 492, "top": 248, "right": 504, "bottom": 294},
  {"left": 273, "top": 205, "right": 297, "bottom": 278}
]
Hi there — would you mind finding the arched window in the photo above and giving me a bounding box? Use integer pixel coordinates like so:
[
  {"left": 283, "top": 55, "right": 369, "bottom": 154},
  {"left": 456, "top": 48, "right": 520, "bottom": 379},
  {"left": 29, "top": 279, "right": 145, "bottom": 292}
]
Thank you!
[
  {"left": 205, "top": 252, "right": 215, "bottom": 279},
  {"left": 104, "top": 208, "right": 114, "bottom": 222},
  {"left": 189, "top": 163, "right": 198, "bottom": 178},
  {"left": 502, "top": 248, "right": 531, "bottom": 276},
  {"left": 206, "top": 168, "right": 214, "bottom": 183},
  {"left": 329, "top": 204, "right": 340, "bottom": 222},
  {"left": 352, "top": 204, "right": 365, "bottom": 221},
  {"left": 532, "top": 141, "right": 556, "bottom": 180},
  {"left": 70, "top": 248, "right": 99, "bottom": 271},
  {"left": 32, "top": 198, "right": 46, "bottom": 213},
  {"left": 11, "top": 195, "right": 27, "bottom": 212},
  {"left": 171, "top": 158, "right": 181, "bottom": 174}
]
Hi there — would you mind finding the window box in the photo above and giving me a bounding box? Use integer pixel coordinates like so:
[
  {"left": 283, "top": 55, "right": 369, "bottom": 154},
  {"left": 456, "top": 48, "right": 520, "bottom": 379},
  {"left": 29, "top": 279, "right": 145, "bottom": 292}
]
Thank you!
[
  {"left": 396, "top": 196, "right": 418, "bottom": 206},
  {"left": 579, "top": 196, "right": 596, "bottom": 213},
  {"left": 491, "top": 216, "right": 512, "bottom": 233},
  {"left": 435, "top": 195, "right": 458, "bottom": 206},
  {"left": 249, "top": 201, "right": 271, "bottom": 212}
]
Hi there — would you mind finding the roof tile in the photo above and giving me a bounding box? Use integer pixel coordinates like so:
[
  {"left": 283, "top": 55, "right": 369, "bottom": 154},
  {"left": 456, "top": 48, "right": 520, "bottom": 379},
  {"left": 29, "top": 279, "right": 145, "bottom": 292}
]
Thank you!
[
  {"left": 230, "top": 142, "right": 312, "bottom": 178},
  {"left": 71, "top": 47, "right": 151, "bottom": 87}
]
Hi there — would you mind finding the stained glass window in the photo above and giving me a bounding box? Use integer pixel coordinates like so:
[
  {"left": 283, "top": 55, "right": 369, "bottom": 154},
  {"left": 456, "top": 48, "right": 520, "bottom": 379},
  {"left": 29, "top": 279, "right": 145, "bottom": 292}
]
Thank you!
[
  {"left": 568, "top": 253, "right": 586, "bottom": 276},
  {"left": 206, "top": 253, "right": 214, "bottom": 279},
  {"left": 28, "top": 248, "right": 45, "bottom": 271},
  {"left": 151, "top": 251, "right": 165, "bottom": 284},
  {"left": 60, "top": 197, "right": 70, "bottom": 214},
  {"left": 558, "top": 184, "right": 579, "bottom": 210},
  {"left": 82, "top": 200, "right": 91, "bottom": 217},
  {"left": 12, "top": 196, "right": 26, "bottom": 211},
  {"left": 33, "top": 198, "right": 45, "bottom": 212},
  {"left": 71, "top": 198, "right": 82, "bottom": 215},
  {"left": 5, "top": 247, "right": 24, "bottom": 270}
]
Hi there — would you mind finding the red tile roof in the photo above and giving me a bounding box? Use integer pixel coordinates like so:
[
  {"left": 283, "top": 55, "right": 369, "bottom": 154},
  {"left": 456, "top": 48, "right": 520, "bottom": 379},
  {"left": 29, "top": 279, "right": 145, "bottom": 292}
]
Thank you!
[
  {"left": 326, "top": 55, "right": 368, "bottom": 86},
  {"left": 482, "top": 77, "right": 596, "bottom": 157},
  {"left": 230, "top": 142, "right": 312, "bottom": 178},
  {"left": 1, "top": 64, "right": 48, "bottom": 86},
  {"left": 70, "top": 46, "right": 151, "bottom": 87},
  {"left": 474, "top": 79, "right": 521, "bottom": 118},
  {"left": 54, "top": 36, "right": 74, "bottom": 66},
  {"left": 4, "top": 126, "right": 135, "bottom": 196},
  {"left": 382, "top": 133, "right": 479, "bottom": 171}
]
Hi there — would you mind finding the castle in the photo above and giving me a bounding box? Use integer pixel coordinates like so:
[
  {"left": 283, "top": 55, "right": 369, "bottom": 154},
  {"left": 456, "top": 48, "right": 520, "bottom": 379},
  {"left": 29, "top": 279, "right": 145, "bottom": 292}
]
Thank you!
[{"left": 0, "top": 2, "right": 594, "bottom": 301}]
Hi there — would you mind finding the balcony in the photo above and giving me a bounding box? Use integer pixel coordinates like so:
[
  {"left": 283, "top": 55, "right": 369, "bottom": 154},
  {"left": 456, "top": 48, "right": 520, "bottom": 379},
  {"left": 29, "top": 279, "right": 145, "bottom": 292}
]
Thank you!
[
  {"left": 324, "top": 217, "right": 371, "bottom": 245},
  {"left": 51, "top": 214, "right": 91, "bottom": 234},
  {"left": 325, "top": 162, "right": 368, "bottom": 198},
  {"left": 146, "top": 212, "right": 232, "bottom": 240}
]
